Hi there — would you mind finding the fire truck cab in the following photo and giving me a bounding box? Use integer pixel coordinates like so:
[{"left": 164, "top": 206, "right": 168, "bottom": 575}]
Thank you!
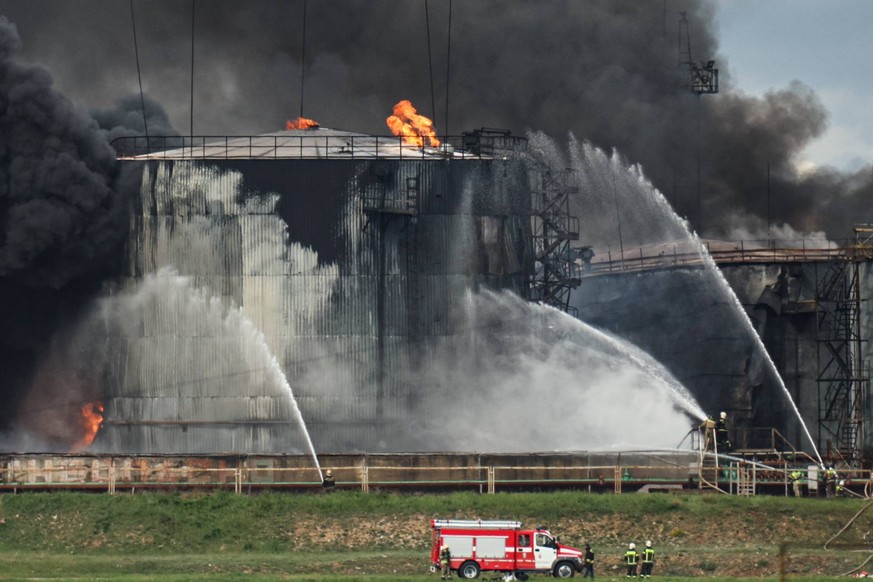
[{"left": 430, "top": 519, "right": 584, "bottom": 579}]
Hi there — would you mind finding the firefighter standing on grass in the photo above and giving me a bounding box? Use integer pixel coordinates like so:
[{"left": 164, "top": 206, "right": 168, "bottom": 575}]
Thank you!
[
  {"left": 641, "top": 540, "right": 655, "bottom": 578},
  {"left": 582, "top": 543, "right": 595, "bottom": 578},
  {"left": 824, "top": 466, "right": 838, "bottom": 497},
  {"left": 439, "top": 544, "right": 451, "bottom": 579},
  {"left": 321, "top": 469, "right": 335, "bottom": 491},
  {"left": 625, "top": 543, "right": 639, "bottom": 577}
]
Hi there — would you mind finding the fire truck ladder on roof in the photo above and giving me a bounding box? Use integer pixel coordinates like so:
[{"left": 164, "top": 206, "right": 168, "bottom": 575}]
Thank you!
[{"left": 432, "top": 519, "right": 523, "bottom": 530}]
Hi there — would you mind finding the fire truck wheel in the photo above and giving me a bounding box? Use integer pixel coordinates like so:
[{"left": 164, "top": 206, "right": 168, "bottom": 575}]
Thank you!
[
  {"left": 553, "top": 561, "right": 576, "bottom": 578},
  {"left": 458, "top": 560, "right": 481, "bottom": 579},
  {"left": 514, "top": 572, "right": 529, "bottom": 581}
]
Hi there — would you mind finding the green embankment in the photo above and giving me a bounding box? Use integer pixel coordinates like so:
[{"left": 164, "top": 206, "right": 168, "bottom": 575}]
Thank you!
[{"left": 0, "top": 491, "right": 869, "bottom": 580}]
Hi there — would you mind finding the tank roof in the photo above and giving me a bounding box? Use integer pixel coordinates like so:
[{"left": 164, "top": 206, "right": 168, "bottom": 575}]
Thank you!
[{"left": 113, "top": 127, "right": 522, "bottom": 161}]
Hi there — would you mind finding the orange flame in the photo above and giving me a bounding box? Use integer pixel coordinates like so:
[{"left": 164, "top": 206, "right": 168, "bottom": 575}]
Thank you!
[
  {"left": 386, "top": 100, "right": 440, "bottom": 148},
  {"left": 285, "top": 117, "right": 320, "bottom": 130},
  {"left": 71, "top": 401, "right": 104, "bottom": 452}
]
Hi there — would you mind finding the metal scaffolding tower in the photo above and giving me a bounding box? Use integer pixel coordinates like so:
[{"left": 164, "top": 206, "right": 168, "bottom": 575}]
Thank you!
[
  {"left": 527, "top": 167, "right": 581, "bottom": 312},
  {"left": 677, "top": 12, "right": 717, "bottom": 232},
  {"left": 816, "top": 226, "right": 873, "bottom": 464},
  {"left": 678, "top": 12, "right": 718, "bottom": 95}
]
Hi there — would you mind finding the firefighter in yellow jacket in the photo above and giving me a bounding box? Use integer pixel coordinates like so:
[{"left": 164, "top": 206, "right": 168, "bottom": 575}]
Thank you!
[
  {"left": 625, "top": 543, "right": 639, "bottom": 578},
  {"left": 790, "top": 469, "right": 804, "bottom": 497},
  {"left": 641, "top": 540, "right": 655, "bottom": 578}
]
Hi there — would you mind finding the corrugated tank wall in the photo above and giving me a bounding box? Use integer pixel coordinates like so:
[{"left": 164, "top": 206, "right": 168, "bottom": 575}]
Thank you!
[{"left": 98, "top": 158, "right": 532, "bottom": 454}]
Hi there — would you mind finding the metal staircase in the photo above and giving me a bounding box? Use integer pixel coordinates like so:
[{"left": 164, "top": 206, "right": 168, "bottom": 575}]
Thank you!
[{"left": 815, "top": 228, "right": 871, "bottom": 464}]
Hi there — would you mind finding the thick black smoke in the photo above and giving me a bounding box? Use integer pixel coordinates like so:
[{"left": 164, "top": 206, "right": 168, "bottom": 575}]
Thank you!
[
  {"left": 0, "top": 16, "right": 133, "bottom": 438},
  {"left": 91, "top": 93, "right": 181, "bottom": 145},
  {"left": 3, "top": 0, "right": 868, "bottom": 239}
]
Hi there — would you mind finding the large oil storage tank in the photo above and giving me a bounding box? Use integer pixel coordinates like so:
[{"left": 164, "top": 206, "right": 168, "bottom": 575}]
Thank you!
[
  {"left": 84, "top": 126, "right": 873, "bottom": 463},
  {"left": 571, "top": 238, "right": 873, "bottom": 462},
  {"left": 99, "top": 128, "right": 532, "bottom": 454}
]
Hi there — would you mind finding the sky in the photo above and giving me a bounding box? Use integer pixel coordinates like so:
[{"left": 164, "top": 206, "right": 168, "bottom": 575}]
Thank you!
[{"left": 715, "top": 0, "right": 873, "bottom": 172}]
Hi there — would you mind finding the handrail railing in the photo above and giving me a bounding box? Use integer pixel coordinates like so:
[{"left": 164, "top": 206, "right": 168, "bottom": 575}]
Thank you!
[
  {"left": 110, "top": 133, "right": 528, "bottom": 161},
  {"left": 583, "top": 240, "right": 865, "bottom": 276},
  {"left": 6, "top": 452, "right": 857, "bottom": 495}
]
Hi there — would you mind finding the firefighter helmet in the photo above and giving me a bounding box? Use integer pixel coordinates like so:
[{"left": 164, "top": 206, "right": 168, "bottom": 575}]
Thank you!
[
  {"left": 646, "top": 540, "right": 652, "bottom": 547},
  {"left": 325, "top": 470, "right": 332, "bottom": 477},
  {"left": 629, "top": 543, "right": 635, "bottom": 549},
  {"left": 720, "top": 411, "right": 727, "bottom": 419}
]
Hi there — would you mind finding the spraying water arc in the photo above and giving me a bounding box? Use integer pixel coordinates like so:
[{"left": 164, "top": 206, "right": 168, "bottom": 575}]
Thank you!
[
  {"left": 192, "top": 276, "right": 324, "bottom": 480},
  {"left": 560, "top": 135, "right": 824, "bottom": 466},
  {"left": 528, "top": 298, "right": 708, "bottom": 422},
  {"left": 446, "top": 288, "right": 706, "bottom": 451},
  {"left": 96, "top": 269, "right": 324, "bottom": 477},
  {"left": 688, "top": 235, "right": 823, "bottom": 466},
  {"left": 260, "top": 335, "right": 324, "bottom": 482}
]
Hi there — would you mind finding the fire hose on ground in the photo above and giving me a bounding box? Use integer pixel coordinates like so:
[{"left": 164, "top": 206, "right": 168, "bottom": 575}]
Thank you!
[{"left": 821, "top": 476, "right": 873, "bottom": 577}]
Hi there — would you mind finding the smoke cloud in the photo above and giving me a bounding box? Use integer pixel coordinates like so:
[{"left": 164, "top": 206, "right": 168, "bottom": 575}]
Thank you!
[
  {"left": 0, "top": 16, "right": 133, "bottom": 437},
  {"left": 91, "top": 93, "right": 181, "bottom": 145},
  {"left": 3, "top": 1, "right": 868, "bottom": 239}
]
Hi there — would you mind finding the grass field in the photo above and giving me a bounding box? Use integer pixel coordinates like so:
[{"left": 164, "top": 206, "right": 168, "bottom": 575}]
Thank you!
[{"left": 0, "top": 490, "right": 870, "bottom": 580}]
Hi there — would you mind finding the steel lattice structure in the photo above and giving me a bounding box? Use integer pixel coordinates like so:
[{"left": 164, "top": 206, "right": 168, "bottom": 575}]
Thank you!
[
  {"left": 527, "top": 167, "right": 580, "bottom": 313},
  {"left": 816, "top": 226, "right": 873, "bottom": 464}
]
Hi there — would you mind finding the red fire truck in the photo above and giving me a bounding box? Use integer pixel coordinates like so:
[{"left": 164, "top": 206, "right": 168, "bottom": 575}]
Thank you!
[{"left": 430, "top": 519, "right": 584, "bottom": 579}]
